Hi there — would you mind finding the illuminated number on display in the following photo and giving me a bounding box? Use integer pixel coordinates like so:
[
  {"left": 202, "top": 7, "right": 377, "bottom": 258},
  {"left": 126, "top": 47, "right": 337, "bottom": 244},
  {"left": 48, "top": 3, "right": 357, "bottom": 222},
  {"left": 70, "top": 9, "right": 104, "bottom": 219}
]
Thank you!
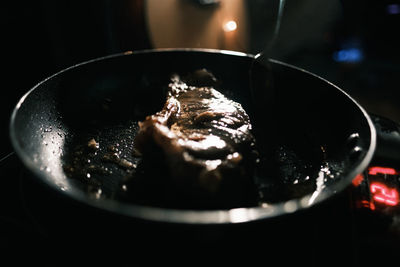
[
  {"left": 368, "top": 166, "right": 398, "bottom": 176},
  {"left": 370, "top": 182, "right": 399, "bottom": 206}
]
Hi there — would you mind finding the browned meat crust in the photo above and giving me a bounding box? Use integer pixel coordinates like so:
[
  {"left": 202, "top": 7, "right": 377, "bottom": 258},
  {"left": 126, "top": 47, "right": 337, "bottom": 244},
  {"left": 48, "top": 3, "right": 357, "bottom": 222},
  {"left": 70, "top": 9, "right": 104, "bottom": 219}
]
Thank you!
[{"left": 134, "top": 72, "right": 257, "bottom": 208}]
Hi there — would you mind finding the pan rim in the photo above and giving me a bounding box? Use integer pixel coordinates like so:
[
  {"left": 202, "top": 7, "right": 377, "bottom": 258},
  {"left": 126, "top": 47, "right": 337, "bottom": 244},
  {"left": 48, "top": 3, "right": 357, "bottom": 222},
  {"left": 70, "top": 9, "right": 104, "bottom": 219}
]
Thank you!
[{"left": 9, "top": 48, "right": 376, "bottom": 224}]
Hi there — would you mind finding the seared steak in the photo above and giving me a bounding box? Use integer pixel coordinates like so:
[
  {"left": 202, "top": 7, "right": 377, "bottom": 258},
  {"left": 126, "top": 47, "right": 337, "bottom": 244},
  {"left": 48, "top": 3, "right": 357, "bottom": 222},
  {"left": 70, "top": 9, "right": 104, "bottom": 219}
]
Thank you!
[{"left": 134, "top": 71, "right": 257, "bottom": 208}]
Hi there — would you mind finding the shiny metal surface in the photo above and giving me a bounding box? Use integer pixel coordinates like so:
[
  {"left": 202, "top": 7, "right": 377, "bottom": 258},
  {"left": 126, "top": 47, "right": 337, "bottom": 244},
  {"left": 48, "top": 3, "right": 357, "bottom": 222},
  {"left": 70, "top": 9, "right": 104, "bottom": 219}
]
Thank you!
[{"left": 10, "top": 49, "right": 376, "bottom": 224}]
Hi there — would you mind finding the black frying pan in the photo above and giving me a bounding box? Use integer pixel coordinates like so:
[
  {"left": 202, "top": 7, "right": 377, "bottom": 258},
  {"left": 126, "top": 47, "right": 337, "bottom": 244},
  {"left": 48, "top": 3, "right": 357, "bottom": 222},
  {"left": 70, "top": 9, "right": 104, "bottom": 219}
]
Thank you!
[{"left": 10, "top": 49, "right": 376, "bottom": 225}]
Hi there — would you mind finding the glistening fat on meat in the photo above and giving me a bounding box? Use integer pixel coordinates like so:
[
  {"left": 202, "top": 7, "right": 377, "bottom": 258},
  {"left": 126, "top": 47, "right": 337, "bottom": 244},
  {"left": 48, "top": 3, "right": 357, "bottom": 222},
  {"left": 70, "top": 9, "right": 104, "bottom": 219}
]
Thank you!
[{"left": 134, "top": 70, "right": 258, "bottom": 209}]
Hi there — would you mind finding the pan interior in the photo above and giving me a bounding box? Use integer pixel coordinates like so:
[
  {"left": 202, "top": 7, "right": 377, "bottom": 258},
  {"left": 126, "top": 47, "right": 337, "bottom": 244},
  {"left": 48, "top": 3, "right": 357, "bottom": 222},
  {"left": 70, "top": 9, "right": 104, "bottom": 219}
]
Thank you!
[{"left": 10, "top": 50, "right": 374, "bottom": 216}]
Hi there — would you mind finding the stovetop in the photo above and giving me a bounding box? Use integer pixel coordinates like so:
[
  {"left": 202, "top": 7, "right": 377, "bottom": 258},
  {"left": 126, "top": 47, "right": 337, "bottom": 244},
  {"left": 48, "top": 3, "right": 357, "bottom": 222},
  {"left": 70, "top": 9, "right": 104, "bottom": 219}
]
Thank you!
[
  {"left": 2, "top": 1, "right": 400, "bottom": 264},
  {"left": 1, "top": 114, "right": 400, "bottom": 265}
]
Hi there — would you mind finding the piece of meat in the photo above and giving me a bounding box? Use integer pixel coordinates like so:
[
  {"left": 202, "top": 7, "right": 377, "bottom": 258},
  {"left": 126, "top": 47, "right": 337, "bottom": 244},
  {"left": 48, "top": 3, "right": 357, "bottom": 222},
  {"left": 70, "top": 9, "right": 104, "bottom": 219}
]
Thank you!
[{"left": 134, "top": 72, "right": 257, "bottom": 209}]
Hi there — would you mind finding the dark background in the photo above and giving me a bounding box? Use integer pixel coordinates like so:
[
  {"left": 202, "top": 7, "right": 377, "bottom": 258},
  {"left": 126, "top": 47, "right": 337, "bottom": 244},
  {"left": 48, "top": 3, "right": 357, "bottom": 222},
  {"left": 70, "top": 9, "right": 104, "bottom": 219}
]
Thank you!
[
  {"left": 1, "top": 1, "right": 400, "bottom": 263},
  {"left": 2, "top": 0, "right": 400, "bottom": 159},
  {"left": 1, "top": 1, "right": 150, "bottom": 159}
]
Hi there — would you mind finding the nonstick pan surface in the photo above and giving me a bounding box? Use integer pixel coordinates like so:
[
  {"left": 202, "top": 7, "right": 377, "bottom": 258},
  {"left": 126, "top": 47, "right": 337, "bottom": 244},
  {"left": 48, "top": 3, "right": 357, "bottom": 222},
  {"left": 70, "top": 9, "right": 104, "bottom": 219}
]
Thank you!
[{"left": 10, "top": 49, "right": 376, "bottom": 224}]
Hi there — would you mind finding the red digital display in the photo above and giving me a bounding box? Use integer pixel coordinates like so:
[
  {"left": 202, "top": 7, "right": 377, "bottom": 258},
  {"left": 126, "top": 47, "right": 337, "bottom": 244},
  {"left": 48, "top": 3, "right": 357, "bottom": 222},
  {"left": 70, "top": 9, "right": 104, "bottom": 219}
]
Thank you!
[
  {"left": 354, "top": 166, "right": 400, "bottom": 211},
  {"left": 368, "top": 166, "right": 398, "bottom": 176},
  {"left": 370, "top": 182, "right": 399, "bottom": 206},
  {"left": 365, "top": 166, "right": 400, "bottom": 210}
]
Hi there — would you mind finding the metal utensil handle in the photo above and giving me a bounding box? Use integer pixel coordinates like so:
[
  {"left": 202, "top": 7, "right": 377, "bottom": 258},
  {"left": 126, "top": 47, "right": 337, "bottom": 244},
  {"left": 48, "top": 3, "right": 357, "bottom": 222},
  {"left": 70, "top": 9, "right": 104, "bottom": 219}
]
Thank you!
[{"left": 255, "top": 0, "right": 286, "bottom": 60}]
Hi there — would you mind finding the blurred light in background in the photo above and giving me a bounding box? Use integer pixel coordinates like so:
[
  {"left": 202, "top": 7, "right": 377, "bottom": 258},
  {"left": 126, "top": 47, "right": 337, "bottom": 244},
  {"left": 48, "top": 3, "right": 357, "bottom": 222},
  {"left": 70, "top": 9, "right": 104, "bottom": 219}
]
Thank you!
[
  {"left": 387, "top": 4, "right": 400, "bottom": 15},
  {"left": 223, "top": 20, "right": 237, "bottom": 32},
  {"left": 333, "top": 48, "right": 364, "bottom": 63},
  {"left": 333, "top": 38, "right": 364, "bottom": 64}
]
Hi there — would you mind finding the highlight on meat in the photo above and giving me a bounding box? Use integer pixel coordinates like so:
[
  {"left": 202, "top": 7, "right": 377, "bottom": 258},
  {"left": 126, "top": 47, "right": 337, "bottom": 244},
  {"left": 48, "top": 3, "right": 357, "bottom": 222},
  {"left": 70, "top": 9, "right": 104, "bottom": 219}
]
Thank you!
[{"left": 133, "top": 70, "right": 258, "bottom": 209}]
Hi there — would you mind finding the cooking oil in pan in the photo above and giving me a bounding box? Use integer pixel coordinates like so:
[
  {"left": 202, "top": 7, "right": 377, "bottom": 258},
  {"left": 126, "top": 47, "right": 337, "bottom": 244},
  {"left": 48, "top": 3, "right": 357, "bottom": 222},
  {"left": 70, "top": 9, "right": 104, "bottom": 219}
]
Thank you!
[
  {"left": 255, "top": 144, "right": 347, "bottom": 205},
  {"left": 61, "top": 117, "right": 349, "bottom": 208}
]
